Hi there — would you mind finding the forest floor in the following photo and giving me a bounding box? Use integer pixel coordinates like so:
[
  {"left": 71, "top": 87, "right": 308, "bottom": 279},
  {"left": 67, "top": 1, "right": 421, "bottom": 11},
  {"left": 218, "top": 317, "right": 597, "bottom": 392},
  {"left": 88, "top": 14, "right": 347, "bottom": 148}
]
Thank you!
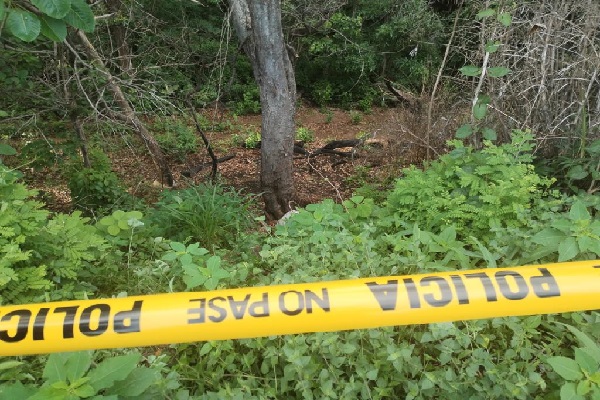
[{"left": 16, "top": 105, "right": 457, "bottom": 214}]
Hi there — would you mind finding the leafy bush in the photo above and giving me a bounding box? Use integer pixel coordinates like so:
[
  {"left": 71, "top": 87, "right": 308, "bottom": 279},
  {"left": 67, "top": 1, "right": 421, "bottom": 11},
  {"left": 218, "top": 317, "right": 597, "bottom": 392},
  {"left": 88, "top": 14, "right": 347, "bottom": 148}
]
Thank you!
[
  {"left": 242, "top": 127, "right": 261, "bottom": 149},
  {"left": 152, "top": 118, "right": 199, "bottom": 161},
  {"left": 0, "top": 350, "right": 188, "bottom": 399},
  {"left": 0, "top": 164, "right": 108, "bottom": 304},
  {"left": 68, "top": 168, "right": 129, "bottom": 215},
  {"left": 145, "top": 183, "right": 255, "bottom": 249},
  {"left": 546, "top": 322, "right": 600, "bottom": 399},
  {"left": 295, "top": 126, "right": 315, "bottom": 143},
  {"left": 168, "top": 129, "right": 599, "bottom": 398},
  {"left": 537, "top": 138, "right": 600, "bottom": 195},
  {"left": 386, "top": 131, "right": 555, "bottom": 241}
]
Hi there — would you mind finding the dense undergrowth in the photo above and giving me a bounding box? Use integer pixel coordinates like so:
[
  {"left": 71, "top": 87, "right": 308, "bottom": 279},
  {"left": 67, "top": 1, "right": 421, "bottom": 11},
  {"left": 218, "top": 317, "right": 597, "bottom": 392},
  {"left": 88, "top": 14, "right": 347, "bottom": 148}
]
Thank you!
[{"left": 1, "top": 131, "right": 600, "bottom": 399}]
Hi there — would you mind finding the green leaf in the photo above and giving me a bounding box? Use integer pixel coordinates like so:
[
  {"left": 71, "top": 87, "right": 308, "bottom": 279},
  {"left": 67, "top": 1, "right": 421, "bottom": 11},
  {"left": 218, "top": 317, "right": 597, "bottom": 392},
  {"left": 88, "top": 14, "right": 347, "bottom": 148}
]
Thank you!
[
  {"left": 560, "top": 382, "right": 585, "bottom": 400},
  {"left": 575, "top": 348, "right": 599, "bottom": 374},
  {"left": 0, "top": 2, "right": 5, "bottom": 20},
  {"left": 476, "top": 9, "right": 496, "bottom": 19},
  {"left": 65, "top": 351, "right": 93, "bottom": 382},
  {"left": 107, "top": 368, "right": 158, "bottom": 397},
  {"left": 497, "top": 12, "right": 512, "bottom": 27},
  {"left": 182, "top": 264, "right": 205, "bottom": 289},
  {"left": 569, "top": 201, "right": 591, "bottom": 221},
  {"left": 128, "top": 210, "right": 143, "bottom": 220},
  {"left": 456, "top": 124, "right": 473, "bottom": 139},
  {"left": 482, "top": 128, "right": 497, "bottom": 141},
  {"left": 558, "top": 237, "right": 579, "bottom": 262},
  {"left": 547, "top": 356, "right": 584, "bottom": 381},
  {"left": 169, "top": 241, "right": 186, "bottom": 252},
  {"left": 107, "top": 224, "right": 120, "bottom": 236},
  {"left": 117, "top": 219, "right": 129, "bottom": 230},
  {"left": 531, "top": 228, "right": 566, "bottom": 247},
  {"left": 180, "top": 253, "right": 193, "bottom": 265},
  {"left": 587, "top": 140, "right": 600, "bottom": 155},
  {"left": 205, "top": 256, "right": 229, "bottom": 290},
  {"left": 73, "top": 383, "right": 95, "bottom": 397},
  {"left": 0, "top": 143, "right": 17, "bottom": 156},
  {"left": 488, "top": 67, "right": 511, "bottom": 78},
  {"left": 0, "top": 360, "right": 23, "bottom": 370},
  {"left": 576, "top": 380, "right": 591, "bottom": 396},
  {"left": 567, "top": 165, "right": 588, "bottom": 180},
  {"left": 459, "top": 65, "right": 482, "bottom": 77},
  {"left": 485, "top": 41, "right": 501, "bottom": 53},
  {"left": 564, "top": 325, "right": 600, "bottom": 363},
  {"left": 473, "top": 102, "right": 488, "bottom": 120},
  {"left": 161, "top": 252, "right": 178, "bottom": 262},
  {"left": 63, "top": 0, "right": 95, "bottom": 32},
  {"left": 6, "top": 10, "right": 41, "bottom": 42},
  {"left": 43, "top": 353, "right": 70, "bottom": 383},
  {"left": 31, "top": 0, "right": 72, "bottom": 19},
  {"left": 87, "top": 352, "right": 140, "bottom": 391},
  {"left": 577, "top": 236, "right": 599, "bottom": 254}
]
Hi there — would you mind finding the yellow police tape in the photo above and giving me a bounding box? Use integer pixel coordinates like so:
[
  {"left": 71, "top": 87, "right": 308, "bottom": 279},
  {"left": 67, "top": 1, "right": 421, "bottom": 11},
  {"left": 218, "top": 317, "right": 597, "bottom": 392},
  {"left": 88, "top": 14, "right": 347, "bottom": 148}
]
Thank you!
[{"left": 1, "top": 260, "right": 599, "bottom": 356}]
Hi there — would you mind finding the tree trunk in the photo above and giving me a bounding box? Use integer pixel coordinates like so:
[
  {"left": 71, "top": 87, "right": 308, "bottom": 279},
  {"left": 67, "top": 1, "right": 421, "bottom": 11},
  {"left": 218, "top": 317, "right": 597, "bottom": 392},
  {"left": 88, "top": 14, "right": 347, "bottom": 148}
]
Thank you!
[
  {"left": 105, "top": 0, "right": 133, "bottom": 73},
  {"left": 229, "top": 0, "right": 296, "bottom": 219},
  {"left": 76, "top": 30, "right": 173, "bottom": 186}
]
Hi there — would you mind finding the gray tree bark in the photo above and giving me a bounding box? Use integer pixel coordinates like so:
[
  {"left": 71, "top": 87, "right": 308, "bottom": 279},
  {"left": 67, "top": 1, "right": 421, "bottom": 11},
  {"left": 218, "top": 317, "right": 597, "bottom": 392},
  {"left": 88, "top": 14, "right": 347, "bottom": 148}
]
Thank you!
[{"left": 229, "top": 0, "right": 296, "bottom": 219}]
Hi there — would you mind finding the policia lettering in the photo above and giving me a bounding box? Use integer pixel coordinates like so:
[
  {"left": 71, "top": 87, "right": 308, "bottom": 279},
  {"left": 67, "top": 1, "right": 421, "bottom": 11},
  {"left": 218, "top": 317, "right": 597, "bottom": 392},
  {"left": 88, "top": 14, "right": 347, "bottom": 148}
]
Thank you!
[
  {"left": 367, "top": 268, "right": 560, "bottom": 311},
  {"left": 0, "top": 301, "right": 142, "bottom": 343},
  {"left": 1, "top": 262, "right": 596, "bottom": 355}
]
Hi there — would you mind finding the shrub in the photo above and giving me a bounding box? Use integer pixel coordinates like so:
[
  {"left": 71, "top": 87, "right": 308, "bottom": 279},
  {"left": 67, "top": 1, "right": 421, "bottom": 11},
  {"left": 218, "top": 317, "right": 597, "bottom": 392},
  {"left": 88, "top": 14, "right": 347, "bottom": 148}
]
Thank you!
[
  {"left": 68, "top": 168, "right": 129, "bottom": 215},
  {"left": 295, "top": 126, "right": 315, "bottom": 143},
  {"left": 145, "top": 183, "right": 255, "bottom": 249},
  {"left": 0, "top": 164, "right": 108, "bottom": 304},
  {"left": 152, "top": 118, "right": 199, "bottom": 161},
  {"left": 386, "top": 131, "right": 555, "bottom": 241},
  {"left": 242, "top": 127, "right": 261, "bottom": 149}
]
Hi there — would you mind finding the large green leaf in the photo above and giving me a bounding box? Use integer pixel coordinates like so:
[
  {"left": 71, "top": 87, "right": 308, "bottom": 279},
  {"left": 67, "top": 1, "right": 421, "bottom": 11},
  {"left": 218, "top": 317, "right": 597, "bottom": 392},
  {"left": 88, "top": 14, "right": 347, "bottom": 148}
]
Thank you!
[
  {"left": 0, "top": 2, "right": 5, "bottom": 20},
  {"left": 531, "top": 228, "right": 565, "bottom": 247},
  {"left": 476, "top": 9, "right": 495, "bottom": 20},
  {"left": 6, "top": 9, "right": 41, "bottom": 42},
  {"left": 65, "top": 351, "right": 93, "bottom": 383},
  {"left": 547, "top": 356, "right": 583, "bottom": 381},
  {"left": 0, "top": 143, "right": 17, "bottom": 156},
  {"left": 455, "top": 124, "right": 473, "bottom": 139},
  {"left": 42, "top": 353, "right": 70, "bottom": 383},
  {"left": 108, "top": 368, "right": 159, "bottom": 397},
  {"left": 497, "top": 12, "right": 512, "bottom": 27},
  {"left": 473, "top": 102, "right": 488, "bottom": 120},
  {"left": 569, "top": 201, "right": 591, "bottom": 221},
  {"left": 459, "top": 65, "right": 482, "bottom": 77},
  {"left": 558, "top": 236, "right": 579, "bottom": 262},
  {"left": 63, "top": 0, "right": 95, "bottom": 32},
  {"left": 481, "top": 127, "right": 497, "bottom": 141},
  {"left": 87, "top": 352, "right": 140, "bottom": 391},
  {"left": 31, "top": 0, "right": 72, "bottom": 19},
  {"left": 40, "top": 15, "right": 67, "bottom": 42},
  {"left": 487, "top": 67, "right": 511, "bottom": 78}
]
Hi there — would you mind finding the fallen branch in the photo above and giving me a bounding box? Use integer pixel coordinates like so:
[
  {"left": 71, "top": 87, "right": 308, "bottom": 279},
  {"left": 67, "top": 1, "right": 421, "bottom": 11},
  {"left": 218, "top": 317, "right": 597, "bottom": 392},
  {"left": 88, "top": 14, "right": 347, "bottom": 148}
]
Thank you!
[{"left": 181, "top": 155, "right": 236, "bottom": 178}]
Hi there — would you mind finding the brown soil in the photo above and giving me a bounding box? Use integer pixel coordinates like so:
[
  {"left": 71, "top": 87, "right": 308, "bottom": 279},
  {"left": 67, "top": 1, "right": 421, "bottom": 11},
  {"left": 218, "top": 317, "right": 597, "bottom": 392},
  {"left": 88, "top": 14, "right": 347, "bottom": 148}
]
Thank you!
[{"left": 15, "top": 105, "right": 454, "bottom": 215}]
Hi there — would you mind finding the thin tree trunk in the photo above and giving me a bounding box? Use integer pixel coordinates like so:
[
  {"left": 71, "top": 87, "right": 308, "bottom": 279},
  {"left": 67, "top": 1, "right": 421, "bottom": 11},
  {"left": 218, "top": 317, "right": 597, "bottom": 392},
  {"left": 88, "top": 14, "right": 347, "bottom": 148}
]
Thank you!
[
  {"left": 229, "top": 0, "right": 296, "bottom": 219},
  {"left": 105, "top": 0, "right": 133, "bottom": 73},
  {"left": 76, "top": 30, "right": 174, "bottom": 186}
]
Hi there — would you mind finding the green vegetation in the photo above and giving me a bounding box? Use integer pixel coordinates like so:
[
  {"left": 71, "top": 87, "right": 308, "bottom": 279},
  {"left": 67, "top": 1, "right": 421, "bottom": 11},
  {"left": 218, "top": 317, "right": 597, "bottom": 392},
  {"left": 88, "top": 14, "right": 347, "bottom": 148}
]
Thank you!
[
  {"left": 2, "top": 130, "right": 599, "bottom": 398},
  {"left": 1, "top": 1, "right": 599, "bottom": 398},
  {"left": 152, "top": 118, "right": 199, "bottom": 162},
  {"left": 295, "top": 126, "right": 315, "bottom": 143}
]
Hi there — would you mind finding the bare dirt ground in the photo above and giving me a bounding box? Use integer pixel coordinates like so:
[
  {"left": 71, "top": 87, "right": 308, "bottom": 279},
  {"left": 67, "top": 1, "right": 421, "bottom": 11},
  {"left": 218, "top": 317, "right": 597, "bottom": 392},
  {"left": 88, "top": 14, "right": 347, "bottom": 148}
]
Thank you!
[{"left": 16, "top": 105, "right": 454, "bottom": 214}]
